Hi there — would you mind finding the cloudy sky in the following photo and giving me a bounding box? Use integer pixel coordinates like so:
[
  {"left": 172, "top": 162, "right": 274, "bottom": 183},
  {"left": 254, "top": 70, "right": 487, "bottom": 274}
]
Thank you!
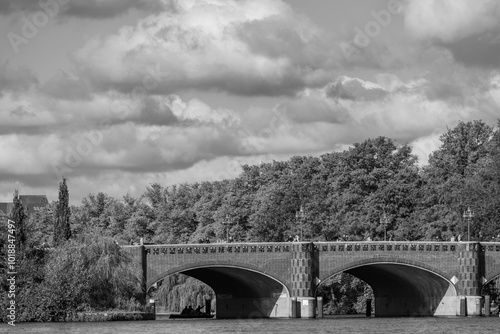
[{"left": 1, "top": 0, "right": 499, "bottom": 204}]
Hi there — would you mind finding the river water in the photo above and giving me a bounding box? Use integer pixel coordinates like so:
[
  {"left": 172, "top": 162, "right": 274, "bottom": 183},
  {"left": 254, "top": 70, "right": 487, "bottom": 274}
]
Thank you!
[{"left": 2, "top": 315, "right": 499, "bottom": 334}]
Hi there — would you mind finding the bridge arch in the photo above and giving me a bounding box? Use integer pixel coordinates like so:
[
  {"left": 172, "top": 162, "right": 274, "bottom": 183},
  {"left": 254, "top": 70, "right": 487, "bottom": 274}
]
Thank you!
[
  {"left": 484, "top": 270, "right": 500, "bottom": 286},
  {"left": 316, "top": 258, "right": 458, "bottom": 316},
  {"left": 149, "top": 262, "right": 291, "bottom": 318},
  {"left": 481, "top": 273, "right": 500, "bottom": 296}
]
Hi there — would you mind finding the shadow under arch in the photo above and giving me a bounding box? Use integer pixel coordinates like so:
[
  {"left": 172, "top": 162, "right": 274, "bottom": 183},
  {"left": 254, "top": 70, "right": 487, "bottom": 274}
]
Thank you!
[
  {"left": 316, "top": 260, "right": 458, "bottom": 317},
  {"left": 480, "top": 273, "right": 500, "bottom": 299},
  {"left": 483, "top": 271, "right": 500, "bottom": 289},
  {"left": 150, "top": 264, "right": 291, "bottom": 318}
]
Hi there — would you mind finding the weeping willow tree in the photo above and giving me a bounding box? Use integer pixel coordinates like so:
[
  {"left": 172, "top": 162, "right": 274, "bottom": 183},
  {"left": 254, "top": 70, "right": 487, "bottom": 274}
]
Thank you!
[
  {"left": 32, "top": 229, "right": 144, "bottom": 321},
  {"left": 153, "top": 274, "right": 215, "bottom": 313}
]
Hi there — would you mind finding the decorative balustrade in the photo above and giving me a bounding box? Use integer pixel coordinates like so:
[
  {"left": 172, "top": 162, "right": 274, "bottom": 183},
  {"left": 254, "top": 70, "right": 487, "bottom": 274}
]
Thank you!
[
  {"left": 315, "top": 242, "right": 457, "bottom": 252},
  {"left": 142, "top": 241, "right": 500, "bottom": 256},
  {"left": 144, "top": 243, "right": 292, "bottom": 255}
]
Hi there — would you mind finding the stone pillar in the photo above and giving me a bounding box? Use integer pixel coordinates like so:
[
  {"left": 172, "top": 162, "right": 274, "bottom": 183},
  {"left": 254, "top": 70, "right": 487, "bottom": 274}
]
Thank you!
[
  {"left": 121, "top": 245, "right": 148, "bottom": 305},
  {"left": 459, "top": 297, "right": 467, "bottom": 316},
  {"left": 290, "top": 297, "right": 298, "bottom": 318},
  {"left": 458, "top": 242, "right": 482, "bottom": 316},
  {"left": 291, "top": 242, "right": 319, "bottom": 318},
  {"left": 485, "top": 295, "right": 490, "bottom": 316},
  {"left": 205, "top": 299, "right": 212, "bottom": 315},
  {"left": 366, "top": 299, "right": 372, "bottom": 317},
  {"left": 317, "top": 297, "right": 323, "bottom": 318},
  {"left": 141, "top": 245, "right": 148, "bottom": 304},
  {"left": 148, "top": 298, "right": 156, "bottom": 320},
  {"left": 299, "top": 297, "right": 315, "bottom": 318}
]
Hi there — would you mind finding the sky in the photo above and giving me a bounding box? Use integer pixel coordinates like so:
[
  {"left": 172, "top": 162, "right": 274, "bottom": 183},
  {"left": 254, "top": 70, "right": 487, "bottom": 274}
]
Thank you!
[{"left": 1, "top": 0, "right": 500, "bottom": 204}]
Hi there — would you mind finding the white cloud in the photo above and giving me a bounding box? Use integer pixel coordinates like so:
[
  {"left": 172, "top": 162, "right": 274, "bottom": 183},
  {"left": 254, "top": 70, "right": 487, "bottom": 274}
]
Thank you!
[
  {"left": 404, "top": 0, "right": 500, "bottom": 43},
  {"left": 72, "top": 0, "right": 333, "bottom": 96}
]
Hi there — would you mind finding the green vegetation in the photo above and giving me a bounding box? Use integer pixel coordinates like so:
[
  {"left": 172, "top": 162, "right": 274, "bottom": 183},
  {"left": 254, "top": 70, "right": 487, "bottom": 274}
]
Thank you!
[
  {"left": 1, "top": 119, "right": 500, "bottom": 320},
  {"left": 54, "top": 178, "right": 72, "bottom": 246},
  {"left": 0, "top": 228, "right": 144, "bottom": 321}
]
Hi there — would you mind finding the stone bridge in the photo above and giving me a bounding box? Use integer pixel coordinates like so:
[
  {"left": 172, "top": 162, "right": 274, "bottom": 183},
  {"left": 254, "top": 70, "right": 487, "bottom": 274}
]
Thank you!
[{"left": 123, "top": 241, "right": 500, "bottom": 318}]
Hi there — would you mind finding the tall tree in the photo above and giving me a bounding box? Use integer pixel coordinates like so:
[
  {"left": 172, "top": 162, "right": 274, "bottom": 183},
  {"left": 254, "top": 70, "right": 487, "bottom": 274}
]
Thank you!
[
  {"left": 11, "top": 190, "right": 27, "bottom": 251},
  {"left": 426, "top": 120, "right": 493, "bottom": 179},
  {"left": 54, "top": 178, "right": 71, "bottom": 246}
]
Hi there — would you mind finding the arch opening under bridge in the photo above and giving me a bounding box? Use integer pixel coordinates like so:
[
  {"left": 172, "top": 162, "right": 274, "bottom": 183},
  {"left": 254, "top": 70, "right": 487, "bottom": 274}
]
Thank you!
[
  {"left": 149, "top": 265, "right": 291, "bottom": 318},
  {"left": 316, "top": 261, "right": 458, "bottom": 317}
]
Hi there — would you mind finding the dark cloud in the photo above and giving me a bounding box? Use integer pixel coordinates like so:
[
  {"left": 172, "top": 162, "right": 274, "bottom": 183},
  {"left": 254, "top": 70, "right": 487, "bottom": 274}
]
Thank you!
[
  {"left": 0, "top": 0, "right": 40, "bottom": 14},
  {"left": 424, "top": 81, "right": 464, "bottom": 103},
  {"left": 279, "top": 95, "right": 350, "bottom": 124},
  {"left": 0, "top": 64, "right": 38, "bottom": 93},
  {"left": 78, "top": 67, "right": 321, "bottom": 97},
  {"left": 136, "top": 96, "right": 178, "bottom": 126},
  {"left": 39, "top": 72, "right": 92, "bottom": 100},
  {"left": 0, "top": 0, "right": 173, "bottom": 19},
  {"left": 443, "top": 33, "right": 500, "bottom": 68},
  {"left": 0, "top": 172, "right": 56, "bottom": 188},
  {"left": 10, "top": 106, "right": 36, "bottom": 119}
]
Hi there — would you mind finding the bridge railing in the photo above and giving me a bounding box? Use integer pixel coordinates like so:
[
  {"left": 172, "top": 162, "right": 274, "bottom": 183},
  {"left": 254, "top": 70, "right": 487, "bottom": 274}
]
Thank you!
[
  {"left": 142, "top": 242, "right": 297, "bottom": 255},
  {"left": 315, "top": 241, "right": 500, "bottom": 253},
  {"left": 122, "top": 241, "right": 500, "bottom": 255},
  {"left": 480, "top": 242, "right": 500, "bottom": 252}
]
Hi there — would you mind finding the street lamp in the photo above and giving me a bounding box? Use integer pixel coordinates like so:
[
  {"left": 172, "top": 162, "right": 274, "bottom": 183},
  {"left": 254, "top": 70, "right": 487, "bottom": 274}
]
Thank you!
[
  {"left": 463, "top": 207, "right": 474, "bottom": 242},
  {"left": 295, "top": 205, "right": 305, "bottom": 241},
  {"left": 224, "top": 215, "right": 231, "bottom": 242},
  {"left": 380, "top": 213, "right": 389, "bottom": 241}
]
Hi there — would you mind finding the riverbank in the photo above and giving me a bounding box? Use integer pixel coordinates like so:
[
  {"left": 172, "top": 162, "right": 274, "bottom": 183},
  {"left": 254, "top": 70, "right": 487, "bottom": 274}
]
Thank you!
[{"left": 70, "top": 311, "right": 155, "bottom": 322}]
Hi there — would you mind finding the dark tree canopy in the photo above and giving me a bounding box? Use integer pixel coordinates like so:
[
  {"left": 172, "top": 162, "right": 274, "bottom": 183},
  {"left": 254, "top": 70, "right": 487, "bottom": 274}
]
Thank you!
[{"left": 54, "top": 178, "right": 71, "bottom": 246}]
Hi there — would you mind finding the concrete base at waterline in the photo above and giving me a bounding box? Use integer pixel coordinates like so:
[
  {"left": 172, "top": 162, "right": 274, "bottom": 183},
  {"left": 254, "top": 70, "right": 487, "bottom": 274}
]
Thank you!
[
  {"left": 465, "top": 296, "right": 482, "bottom": 316},
  {"left": 216, "top": 296, "right": 290, "bottom": 319},
  {"left": 296, "top": 297, "right": 316, "bottom": 318}
]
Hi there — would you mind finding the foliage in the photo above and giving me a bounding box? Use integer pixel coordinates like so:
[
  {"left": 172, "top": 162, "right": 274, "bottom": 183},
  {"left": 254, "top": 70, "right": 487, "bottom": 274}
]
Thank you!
[
  {"left": 26, "top": 203, "right": 55, "bottom": 248},
  {"left": 43, "top": 229, "right": 143, "bottom": 316},
  {"left": 11, "top": 190, "right": 27, "bottom": 251},
  {"left": 0, "top": 229, "right": 143, "bottom": 322},
  {"left": 153, "top": 274, "right": 216, "bottom": 313},
  {"left": 54, "top": 178, "right": 71, "bottom": 246},
  {"left": 317, "top": 273, "right": 374, "bottom": 315}
]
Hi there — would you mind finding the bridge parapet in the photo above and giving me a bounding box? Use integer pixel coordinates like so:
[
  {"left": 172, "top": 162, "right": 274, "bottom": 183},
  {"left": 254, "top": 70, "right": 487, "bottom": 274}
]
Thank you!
[
  {"left": 144, "top": 242, "right": 292, "bottom": 256},
  {"left": 315, "top": 241, "right": 461, "bottom": 253}
]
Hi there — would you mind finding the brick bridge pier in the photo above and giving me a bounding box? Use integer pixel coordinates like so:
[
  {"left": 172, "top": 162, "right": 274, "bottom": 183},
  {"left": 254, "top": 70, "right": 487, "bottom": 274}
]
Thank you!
[{"left": 123, "top": 241, "right": 500, "bottom": 318}]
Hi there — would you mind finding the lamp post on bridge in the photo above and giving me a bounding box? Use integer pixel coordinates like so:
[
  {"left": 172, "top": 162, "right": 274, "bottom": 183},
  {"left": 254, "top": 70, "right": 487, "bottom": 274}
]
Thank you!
[
  {"left": 295, "top": 205, "right": 305, "bottom": 241},
  {"left": 463, "top": 207, "right": 474, "bottom": 242},
  {"left": 380, "top": 212, "right": 389, "bottom": 241},
  {"left": 224, "top": 215, "right": 231, "bottom": 243}
]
